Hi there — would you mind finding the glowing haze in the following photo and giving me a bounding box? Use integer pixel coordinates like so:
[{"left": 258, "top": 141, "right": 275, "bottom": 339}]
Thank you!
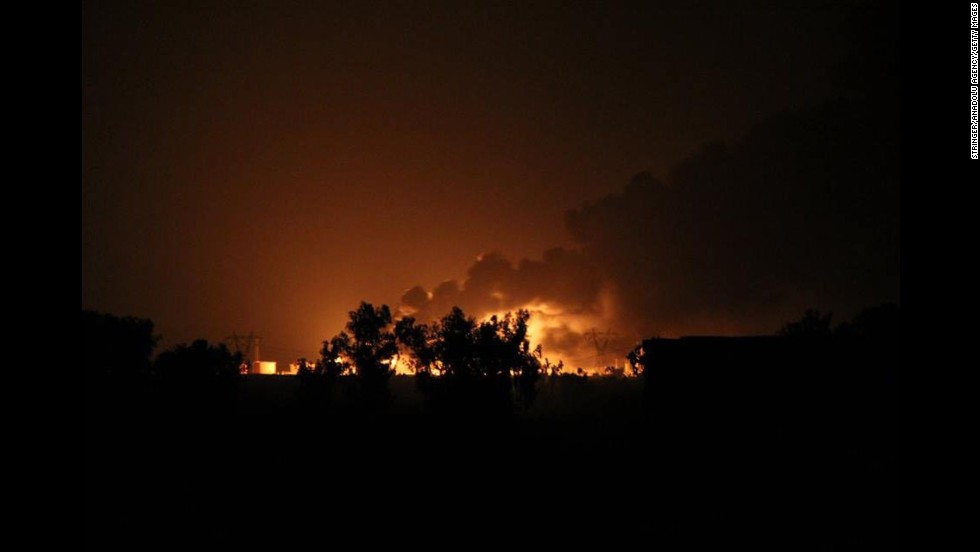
[{"left": 83, "top": 2, "right": 898, "bottom": 369}]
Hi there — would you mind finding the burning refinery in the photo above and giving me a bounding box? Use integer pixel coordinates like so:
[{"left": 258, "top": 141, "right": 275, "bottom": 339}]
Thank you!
[
  {"left": 226, "top": 332, "right": 302, "bottom": 376},
  {"left": 227, "top": 301, "right": 638, "bottom": 378}
]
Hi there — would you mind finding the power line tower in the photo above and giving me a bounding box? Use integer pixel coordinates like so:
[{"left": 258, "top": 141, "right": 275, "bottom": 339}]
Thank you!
[
  {"left": 225, "top": 332, "right": 260, "bottom": 373},
  {"left": 589, "top": 328, "right": 618, "bottom": 372}
]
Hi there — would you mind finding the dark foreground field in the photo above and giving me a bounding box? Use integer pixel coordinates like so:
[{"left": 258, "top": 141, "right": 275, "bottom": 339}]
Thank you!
[{"left": 90, "top": 353, "right": 898, "bottom": 549}]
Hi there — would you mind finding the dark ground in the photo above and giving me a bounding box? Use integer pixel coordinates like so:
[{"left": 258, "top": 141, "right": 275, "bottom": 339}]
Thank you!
[{"left": 88, "top": 350, "right": 898, "bottom": 549}]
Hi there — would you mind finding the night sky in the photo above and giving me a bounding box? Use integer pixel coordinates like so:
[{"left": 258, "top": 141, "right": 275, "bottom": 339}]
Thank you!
[{"left": 82, "top": 1, "right": 899, "bottom": 369}]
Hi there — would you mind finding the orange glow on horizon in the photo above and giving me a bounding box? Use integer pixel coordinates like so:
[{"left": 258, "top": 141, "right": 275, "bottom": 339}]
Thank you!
[{"left": 477, "top": 299, "right": 628, "bottom": 376}]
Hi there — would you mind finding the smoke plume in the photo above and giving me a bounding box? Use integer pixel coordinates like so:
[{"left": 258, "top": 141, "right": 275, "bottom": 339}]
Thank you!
[{"left": 399, "top": 97, "right": 899, "bottom": 371}]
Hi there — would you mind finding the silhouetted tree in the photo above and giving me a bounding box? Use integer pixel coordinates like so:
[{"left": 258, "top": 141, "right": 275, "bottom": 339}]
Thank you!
[
  {"left": 604, "top": 366, "right": 625, "bottom": 378},
  {"left": 479, "top": 310, "right": 541, "bottom": 410},
  {"left": 295, "top": 357, "right": 310, "bottom": 374},
  {"left": 296, "top": 348, "right": 336, "bottom": 413},
  {"left": 153, "top": 339, "right": 243, "bottom": 417},
  {"left": 81, "top": 310, "right": 158, "bottom": 377},
  {"left": 515, "top": 341, "right": 542, "bottom": 410},
  {"left": 626, "top": 348, "right": 643, "bottom": 377},
  {"left": 154, "top": 339, "right": 243, "bottom": 381},
  {"left": 395, "top": 306, "right": 543, "bottom": 415},
  {"left": 326, "top": 302, "right": 397, "bottom": 408},
  {"left": 433, "top": 307, "right": 478, "bottom": 379},
  {"left": 836, "top": 303, "right": 900, "bottom": 338},
  {"left": 394, "top": 315, "right": 439, "bottom": 402},
  {"left": 543, "top": 358, "right": 564, "bottom": 378},
  {"left": 294, "top": 338, "right": 345, "bottom": 380},
  {"left": 394, "top": 316, "right": 437, "bottom": 376},
  {"left": 778, "top": 309, "right": 834, "bottom": 337},
  {"left": 779, "top": 304, "right": 900, "bottom": 339}
]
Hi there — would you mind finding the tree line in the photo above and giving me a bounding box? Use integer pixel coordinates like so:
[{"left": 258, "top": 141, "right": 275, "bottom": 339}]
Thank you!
[
  {"left": 83, "top": 302, "right": 898, "bottom": 415},
  {"left": 81, "top": 302, "right": 563, "bottom": 415},
  {"left": 296, "top": 302, "right": 561, "bottom": 414}
]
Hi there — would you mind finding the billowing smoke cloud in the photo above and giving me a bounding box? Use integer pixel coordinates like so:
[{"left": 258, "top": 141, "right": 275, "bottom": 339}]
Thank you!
[
  {"left": 399, "top": 97, "right": 899, "bottom": 371},
  {"left": 398, "top": 248, "right": 612, "bottom": 370}
]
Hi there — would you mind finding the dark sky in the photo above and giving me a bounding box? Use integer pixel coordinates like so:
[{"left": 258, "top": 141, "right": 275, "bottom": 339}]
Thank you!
[{"left": 82, "top": 1, "right": 899, "bottom": 369}]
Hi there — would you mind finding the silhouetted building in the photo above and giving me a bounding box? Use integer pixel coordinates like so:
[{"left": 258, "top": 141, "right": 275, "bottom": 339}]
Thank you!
[{"left": 634, "top": 334, "right": 899, "bottom": 435}]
